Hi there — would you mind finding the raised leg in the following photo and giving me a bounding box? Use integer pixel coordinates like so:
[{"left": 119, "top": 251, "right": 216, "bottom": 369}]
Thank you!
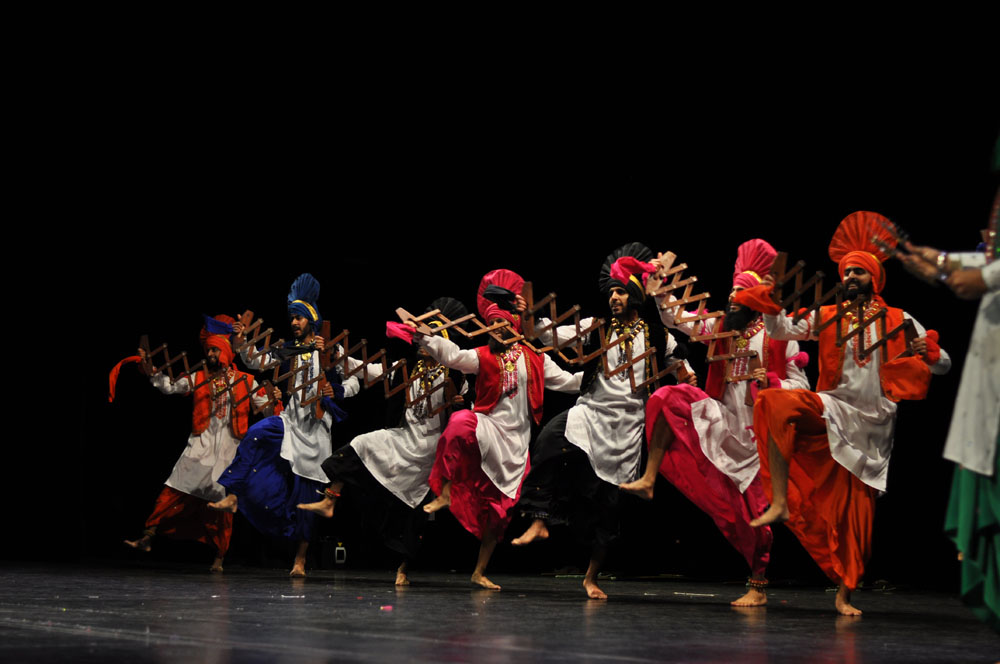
[
  {"left": 749, "top": 434, "right": 790, "bottom": 527},
  {"left": 297, "top": 482, "right": 344, "bottom": 518},
  {"left": 423, "top": 481, "right": 452, "bottom": 514},
  {"left": 511, "top": 518, "right": 550, "bottom": 546},
  {"left": 470, "top": 528, "right": 501, "bottom": 590},
  {"left": 124, "top": 527, "right": 154, "bottom": 553},
  {"left": 620, "top": 416, "right": 672, "bottom": 500},
  {"left": 208, "top": 494, "right": 238, "bottom": 514}
]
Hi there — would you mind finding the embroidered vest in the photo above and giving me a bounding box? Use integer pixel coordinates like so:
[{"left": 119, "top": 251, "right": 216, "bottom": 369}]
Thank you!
[
  {"left": 191, "top": 367, "right": 253, "bottom": 438},
  {"left": 704, "top": 330, "right": 789, "bottom": 400},
  {"left": 473, "top": 344, "right": 546, "bottom": 425},
  {"left": 816, "top": 302, "right": 909, "bottom": 393}
]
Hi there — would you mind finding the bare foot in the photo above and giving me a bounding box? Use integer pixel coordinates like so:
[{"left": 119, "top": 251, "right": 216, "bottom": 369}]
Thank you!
[
  {"left": 210, "top": 558, "right": 224, "bottom": 573},
  {"left": 395, "top": 565, "right": 410, "bottom": 587},
  {"left": 297, "top": 496, "right": 335, "bottom": 518},
  {"left": 208, "top": 494, "right": 238, "bottom": 513},
  {"left": 511, "top": 519, "right": 549, "bottom": 546},
  {"left": 123, "top": 536, "right": 151, "bottom": 553},
  {"left": 619, "top": 477, "right": 655, "bottom": 501},
  {"left": 471, "top": 572, "right": 501, "bottom": 590},
  {"left": 423, "top": 484, "right": 451, "bottom": 514},
  {"left": 749, "top": 503, "right": 788, "bottom": 528},
  {"left": 289, "top": 563, "right": 306, "bottom": 578},
  {"left": 835, "top": 584, "right": 862, "bottom": 616},
  {"left": 731, "top": 588, "right": 767, "bottom": 606},
  {"left": 583, "top": 578, "right": 608, "bottom": 600}
]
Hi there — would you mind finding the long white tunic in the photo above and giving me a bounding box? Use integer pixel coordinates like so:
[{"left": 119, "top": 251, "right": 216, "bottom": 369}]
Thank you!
[
  {"left": 943, "top": 257, "right": 1000, "bottom": 476},
  {"left": 151, "top": 370, "right": 268, "bottom": 502},
  {"left": 241, "top": 342, "right": 360, "bottom": 483},
  {"left": 421, "top": 335, "right": 582, "bottom": 498},
  {"left": 537, "top": 317, "right": 690, "bottom": 485},
  {"left": 764, "top": 306, "right": 951, "bottom": 492},
  {"left": 351, "top": 364, "right": 464, "bottom": 508},
  {"left": 657, "top": 306, "right": 810, "bottom": 492}
]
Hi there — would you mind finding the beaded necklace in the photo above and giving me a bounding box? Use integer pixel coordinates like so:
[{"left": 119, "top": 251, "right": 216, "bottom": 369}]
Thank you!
[
  {"left": 607, "top": 317, "right": 647, "bottom": 382},
  {"left": 841, "top": 299, "right": 882, "bottom": 367},
  {"left": 210, "top": 366, "right": 234, "bottom": 418},
  {"left": 499, "top": 344, "right": 523, "bottom": 398},
  {"left": 729, "top": 317, "right": 766, "bottom": 379},
  {"left": 292, "top": 338, "right": 315, "bottom": 398},
  {"left": 410, "top": 359, "right": 447, "bottom": 418}
]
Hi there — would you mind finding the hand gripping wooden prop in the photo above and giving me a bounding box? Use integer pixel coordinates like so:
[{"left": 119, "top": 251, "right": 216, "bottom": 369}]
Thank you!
[
  {"left": 137, "top": 311, "right": 275, "bottom": 416},
  {"left": 767, "top": 251, "right": 917, "bottom": 360},
  {"left": 519, "top": 281, "right": 678, "bottom": 394},
  {"left": 648, "top": 252, "right": 759, "bottom": 401}
]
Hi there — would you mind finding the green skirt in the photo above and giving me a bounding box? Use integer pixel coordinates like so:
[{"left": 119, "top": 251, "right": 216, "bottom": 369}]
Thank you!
[{"left": 944, "top": 446, "right": 1000, "bottom": 633}]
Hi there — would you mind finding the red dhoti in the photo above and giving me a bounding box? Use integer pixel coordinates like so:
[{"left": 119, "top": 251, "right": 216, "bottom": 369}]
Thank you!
[
  {"left": 428, "top": 410, "right": 527, "bottom": 541},
  {"left": 648, "top": 384, "right": 772, "bottom": 577},
  {"left": 753, "top": 389, "right": 876, "bottom": 589},
  {"left": 144, "top": 486, "right": 234, "bottom": 557}
]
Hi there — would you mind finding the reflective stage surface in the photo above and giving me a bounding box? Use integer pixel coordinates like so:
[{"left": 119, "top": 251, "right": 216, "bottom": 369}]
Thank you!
[{"left": 1, "top": 564, "right": 996, "bottom": 663}]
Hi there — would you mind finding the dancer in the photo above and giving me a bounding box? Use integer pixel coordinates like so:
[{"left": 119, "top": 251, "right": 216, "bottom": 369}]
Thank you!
[
  {"left": 117, "top": 315, "right": 269, "bottom": 572},
  {"left": 736, "top": 212, "right": 951, "bottom": 615},
  {"left": 299, "top": 297, "right": 471, "bottom": 586},
  {"left": 211, "top": 273, "right": 358, "bottom": 576},
  {"left": 897, "top": 195, "right": 999, "bottom": 631},
  {"left": 513, "top": 243, "right": 692, "bottom": 599},
  {"left": 414, "top": 269, "right": 582, "bottom": 590},
  {"left": 620, "top": 239, "right": 808, "bottom": 606}
]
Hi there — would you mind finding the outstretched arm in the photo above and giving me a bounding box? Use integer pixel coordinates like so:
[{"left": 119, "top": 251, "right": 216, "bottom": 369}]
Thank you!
[
  {"left": 534, "top": 317, "right": 596, "bottom": 347},
  {"left": 542, "top": 354, "right": 582, "bottom": 393},
  {"left": 419, "top": 335, "right": 481, "bottom": 375}
]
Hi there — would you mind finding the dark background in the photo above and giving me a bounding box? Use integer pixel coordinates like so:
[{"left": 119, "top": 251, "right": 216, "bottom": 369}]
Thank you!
[{"left": 23, "top": 78, "right": 997, "bottom": 591}]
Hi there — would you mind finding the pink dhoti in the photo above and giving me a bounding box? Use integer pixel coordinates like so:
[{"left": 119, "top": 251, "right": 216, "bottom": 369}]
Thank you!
[
  {"left": 647, "top": 384, "right": 772, "bottom": 577},
  {"left": 428, "top": 410, "right": 528, "bottom": 541}
]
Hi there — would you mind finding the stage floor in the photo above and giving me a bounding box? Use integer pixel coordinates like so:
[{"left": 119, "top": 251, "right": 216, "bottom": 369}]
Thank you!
[{"left": 1, "top": 563, "right": 996, "bottom": 663}]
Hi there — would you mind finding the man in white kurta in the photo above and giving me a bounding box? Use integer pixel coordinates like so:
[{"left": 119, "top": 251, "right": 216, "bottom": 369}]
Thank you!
[
  {"left": 899, "top": 232, "right": 999, "bottom": 629},
  {"left": 513, "top": 245, "right": 691, "bottom": 599},
  {"left": 741, "top": 212, "right": 951, "bottom": 615},
  {"left": 299, "top": 305, "right": 472, "bottom": 586},
  {"left": 420, "top": 268, "right": 582, "bottom": 590},
  {"left": 213, "top": 273, "right": 359, "bottom": 576},
  {"left": 619, "top": 238, "right": 810, "bottom": 606},
  {"left": 124, "top": 315, "right": 266, "bottom": 572}
]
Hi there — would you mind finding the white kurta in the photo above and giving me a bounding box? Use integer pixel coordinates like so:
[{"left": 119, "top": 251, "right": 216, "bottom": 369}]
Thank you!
[
  {"left": 151, "top": 370, "right": 267, "bottom": 502},
  {"left": 659, "top": 307, "right": 810, "bottom": 491},
  {"left": 351, "top": 364, "right": 462, "bottom": 508},
  {"left": 943, "top": 258, "right": 1000, "bottom": 476},
  {"left": 538, "top": 317, "right": 689, "bottom": 485},
  {"left": 421, "top": 335, "right": 582, "bottom": 498},
  {"left": 241, "top": 342, "right": 360, "bottom": 483},
  {"left": 764, "top": 306, "right": 951, "bottom": 492}
]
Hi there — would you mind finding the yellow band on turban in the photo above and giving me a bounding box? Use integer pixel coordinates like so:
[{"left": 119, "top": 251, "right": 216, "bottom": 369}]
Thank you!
[{"left": 292, "top": 299, "right": 319, "bottom": 322}]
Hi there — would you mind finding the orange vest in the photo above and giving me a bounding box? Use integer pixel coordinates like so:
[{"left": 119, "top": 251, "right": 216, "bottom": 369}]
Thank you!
[
  {"left": 191, "top": 368, "right": 253, "bottom": 438},
  {"left": 816, "top": 303, "right": 928, "bottom": 401}
]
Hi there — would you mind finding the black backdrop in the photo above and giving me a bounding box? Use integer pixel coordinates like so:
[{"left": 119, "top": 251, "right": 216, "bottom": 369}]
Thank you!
[{"left": 33, "top": 95, "right": 997, "bottom": 591}]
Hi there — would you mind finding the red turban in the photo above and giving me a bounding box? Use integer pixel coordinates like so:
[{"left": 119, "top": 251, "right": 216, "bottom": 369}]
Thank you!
[
  {"left": 200, "top": 314, "right": 236, "bottom": 367},
  {"left": 732, "top": 239, "right": 777, "bottom": 289},
  {"left": 477, "top": 269, "right": 524, "bottom": 333},
  {"left": 828, "top": 211, "right": 896, "bottom": 294}
]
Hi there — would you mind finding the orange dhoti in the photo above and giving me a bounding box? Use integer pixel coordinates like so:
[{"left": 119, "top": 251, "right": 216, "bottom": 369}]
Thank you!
[{"left": 753, "top": 389, "right": 877, "bottom": 590}]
